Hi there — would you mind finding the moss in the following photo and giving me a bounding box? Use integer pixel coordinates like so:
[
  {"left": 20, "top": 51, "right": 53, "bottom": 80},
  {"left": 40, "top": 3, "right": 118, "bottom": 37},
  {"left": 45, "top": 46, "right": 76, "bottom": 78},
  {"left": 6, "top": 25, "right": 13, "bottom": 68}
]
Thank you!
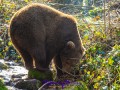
[
  {"left": 0, "top": 79, "right": 8, "bottom": 90},
  {"left": 28, "top": 69, "right": 53, "bottom": 81}
]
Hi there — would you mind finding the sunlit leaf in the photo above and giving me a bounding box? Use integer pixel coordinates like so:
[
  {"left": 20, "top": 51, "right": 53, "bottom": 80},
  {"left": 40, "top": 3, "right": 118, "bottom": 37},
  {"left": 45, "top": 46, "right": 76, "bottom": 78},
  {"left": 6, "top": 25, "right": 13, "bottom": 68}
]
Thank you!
[
  {"left": 24, "top": 0, "right": 29, "bottom": 3},
  {"left": 94, "top": 83, "right": 99, "bottom": 89},
  {"left": 87, "top": 71, "right": 90, "bottom": 75},
  {"left": 108, "top": 57, "right": 114, "bottom": 65},
  {"left": 8, "top": 41, "right": 12, "bottom": 46},
  {"left": 96, "top": 76, "right": 101, "bottom": 81},
  {"left": 83, "top": 35, "right": 89, "bottom": 40},
  {"left": 95, "top": 31, "right": 101, "bottom": 36}
]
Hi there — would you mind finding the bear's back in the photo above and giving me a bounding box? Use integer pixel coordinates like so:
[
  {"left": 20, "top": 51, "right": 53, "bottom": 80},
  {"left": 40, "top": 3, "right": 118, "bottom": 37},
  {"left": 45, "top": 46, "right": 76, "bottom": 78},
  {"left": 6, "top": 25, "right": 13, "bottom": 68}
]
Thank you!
[
  {"left": 9, "top": 3, "right": 77, "bottom": 50},
  {"left": 10, "top": 3, "right": 64, "bottom": 25}
]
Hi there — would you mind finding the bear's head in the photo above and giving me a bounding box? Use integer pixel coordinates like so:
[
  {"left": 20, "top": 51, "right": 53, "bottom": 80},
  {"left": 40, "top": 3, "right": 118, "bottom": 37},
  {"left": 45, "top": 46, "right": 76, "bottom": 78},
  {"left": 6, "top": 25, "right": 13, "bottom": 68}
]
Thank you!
[
  {"left": 55, "top": 16, "right": 86, "bottom": 75},
  {"left": 60, "top": 40, "right": 85, "bottom": 74}
]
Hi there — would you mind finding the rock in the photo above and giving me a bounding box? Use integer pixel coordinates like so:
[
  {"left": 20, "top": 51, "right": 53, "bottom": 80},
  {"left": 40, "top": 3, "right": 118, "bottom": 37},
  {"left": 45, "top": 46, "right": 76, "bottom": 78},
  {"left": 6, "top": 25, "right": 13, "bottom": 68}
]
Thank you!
[
  {"left": 4, "top": 80, "right": 13, "bottom": 86},
  {"left": 15, "top": 79, "right": 42, "bottom": 90},
  {"left": 3, "top": 77, "right": 11, "bottom": 85},
  {"left": 28, "top": 69, "right": 53, "bottom": 81},
  {"left": 12, "top": 74, "right": 26, "bottom": 78}
]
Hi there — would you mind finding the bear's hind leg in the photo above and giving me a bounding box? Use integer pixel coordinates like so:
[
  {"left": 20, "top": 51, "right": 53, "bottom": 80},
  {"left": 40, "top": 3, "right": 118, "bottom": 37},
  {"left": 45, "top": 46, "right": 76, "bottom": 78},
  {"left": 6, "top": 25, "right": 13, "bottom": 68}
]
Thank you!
[
  {"left": 21, "top": 51, "right": 33, "bottom": 70},
  {"left": 17, "top": 47, "right": 34, "bottom": 70}
]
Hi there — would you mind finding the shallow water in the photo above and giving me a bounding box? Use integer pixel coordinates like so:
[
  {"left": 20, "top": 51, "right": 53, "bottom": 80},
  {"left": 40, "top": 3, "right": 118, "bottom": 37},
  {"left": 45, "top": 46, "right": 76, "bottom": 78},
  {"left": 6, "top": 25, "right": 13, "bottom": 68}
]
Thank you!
[{"left": 0, "top": 59, "right": 28, "bottom": 90}]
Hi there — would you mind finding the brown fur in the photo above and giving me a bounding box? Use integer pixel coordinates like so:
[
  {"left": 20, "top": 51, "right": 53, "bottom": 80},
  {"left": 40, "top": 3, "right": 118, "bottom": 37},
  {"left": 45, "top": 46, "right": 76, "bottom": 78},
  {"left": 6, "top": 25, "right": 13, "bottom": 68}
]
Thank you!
[{"left": 9, "top": 3, "right": 85, "bottom": 77}]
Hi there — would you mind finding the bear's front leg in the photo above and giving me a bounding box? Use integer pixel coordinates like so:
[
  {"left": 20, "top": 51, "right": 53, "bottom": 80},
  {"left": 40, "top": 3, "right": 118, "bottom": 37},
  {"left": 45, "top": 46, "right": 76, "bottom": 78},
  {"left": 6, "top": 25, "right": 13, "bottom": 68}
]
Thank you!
[
  {"left": 28, "top": 46, "right": 53, "bottom": 81},
  {"left": 31, "top": 46, "right": 48, "bottom": 70},
  {"left": 14, "top": 46, "right": 34, "bottom": 70}
]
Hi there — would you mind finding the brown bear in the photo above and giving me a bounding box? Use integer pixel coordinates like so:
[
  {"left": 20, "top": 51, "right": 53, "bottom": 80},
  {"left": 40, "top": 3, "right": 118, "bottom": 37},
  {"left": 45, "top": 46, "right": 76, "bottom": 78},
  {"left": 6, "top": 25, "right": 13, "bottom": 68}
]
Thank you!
[{"left": 9, "top": 3, "right": 85, "bottom": 78}]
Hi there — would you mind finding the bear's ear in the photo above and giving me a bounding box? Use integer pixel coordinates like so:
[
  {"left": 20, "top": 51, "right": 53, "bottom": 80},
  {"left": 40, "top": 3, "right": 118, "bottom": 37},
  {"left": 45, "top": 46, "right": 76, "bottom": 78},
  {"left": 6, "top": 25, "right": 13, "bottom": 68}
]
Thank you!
[{"left": 67, "top": 41, "right": 75, "bottom": 49}]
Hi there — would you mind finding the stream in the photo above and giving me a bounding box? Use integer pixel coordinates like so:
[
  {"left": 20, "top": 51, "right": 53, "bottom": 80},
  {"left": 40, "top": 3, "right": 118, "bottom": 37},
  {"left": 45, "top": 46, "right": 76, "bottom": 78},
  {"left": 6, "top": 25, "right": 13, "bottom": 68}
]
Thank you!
[{"left": 0, "top": 59, "right": 28, "bottom": 90}]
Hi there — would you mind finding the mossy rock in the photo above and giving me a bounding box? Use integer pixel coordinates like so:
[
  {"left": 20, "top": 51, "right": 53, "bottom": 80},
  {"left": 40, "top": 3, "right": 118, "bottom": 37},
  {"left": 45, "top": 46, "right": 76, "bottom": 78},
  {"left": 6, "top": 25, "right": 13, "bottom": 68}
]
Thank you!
[
  {"left": 0, "top": 79, "right": 8, "bottom": 90},
  {"left": 15, "top": 79, "right": 42, "bottom": 90},
  {"left": 28, "top": 69, "right": 53, "bottom": 81}
]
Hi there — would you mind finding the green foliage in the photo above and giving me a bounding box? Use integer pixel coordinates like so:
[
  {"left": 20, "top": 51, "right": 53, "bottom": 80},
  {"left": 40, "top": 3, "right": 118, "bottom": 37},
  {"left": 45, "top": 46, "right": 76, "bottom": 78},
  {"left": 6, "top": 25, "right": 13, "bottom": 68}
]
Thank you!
[
  {"left": 89, "top": 7, "right": 103, "bottom": 17},
  {"left": 77, "top": 15, "right": 120, "bottom": 89},
  {"left": 0, "top": 79, "right": 8, "bottom": 90},
  {"left": 0, "top": 0, "right": 25, "bottom": 60},
  {"left": 64, "top": 81, "right": 88, "bottom": 90}
]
